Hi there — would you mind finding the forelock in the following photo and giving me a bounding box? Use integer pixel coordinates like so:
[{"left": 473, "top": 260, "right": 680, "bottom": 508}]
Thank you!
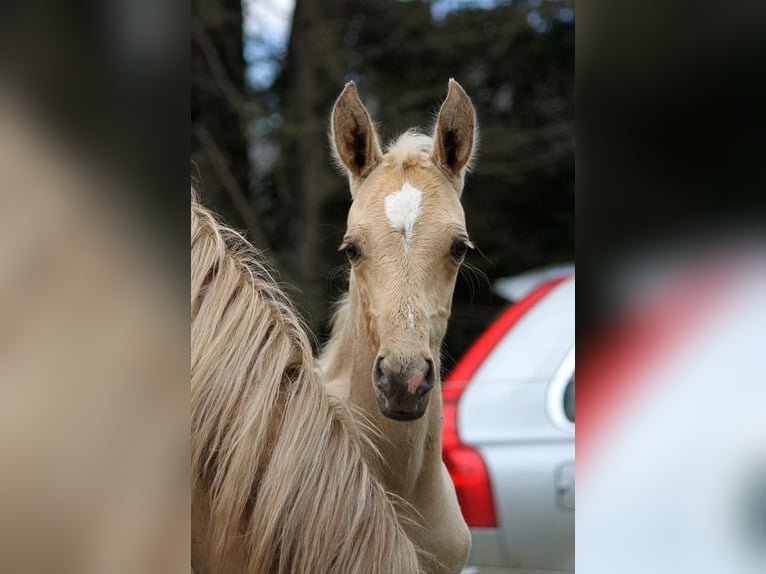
[{"left": 383, "top": 130, "right": 432, "bottom": 169}]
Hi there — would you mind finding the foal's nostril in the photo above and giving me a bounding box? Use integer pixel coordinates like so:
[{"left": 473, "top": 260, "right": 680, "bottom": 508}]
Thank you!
[
  {"left": 374, "top": 356, "right": 385, "bottom": 378},
  {"left": 373, "top": 356, "right": 387, "bottom": 391},
  {"left": 424, "top": 358, "right": 434, "bottom": 382},
  {"left": 414, "top": 358, "right": 435, "bottom": 396}
]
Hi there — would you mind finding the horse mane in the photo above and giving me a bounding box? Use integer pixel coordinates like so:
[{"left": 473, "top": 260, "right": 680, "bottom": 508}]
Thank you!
[
  {"left": 190, "top": 194, "right": 421, "bottom": 573},
  {"left": 385, "top": 129, "right": 433, "bottom": 163}
]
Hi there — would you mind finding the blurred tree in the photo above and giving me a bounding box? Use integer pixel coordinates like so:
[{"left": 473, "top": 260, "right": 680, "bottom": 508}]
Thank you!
[
  {"left": 270, "top": 0, "right": 347, "bottom": 324},
  {"left": 192, "top": 0, "right": 264, "bottom": 245}
]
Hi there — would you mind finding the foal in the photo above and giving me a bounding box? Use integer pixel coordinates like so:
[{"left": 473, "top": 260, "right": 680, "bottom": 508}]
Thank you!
[{"left": 321, "top": 80, "right": 477, "bottom": 573}]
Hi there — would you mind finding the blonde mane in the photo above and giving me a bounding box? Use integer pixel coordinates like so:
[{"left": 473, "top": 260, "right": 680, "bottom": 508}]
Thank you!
[{"left": 190, "top": 195, "right": 420, "bottom": 573}]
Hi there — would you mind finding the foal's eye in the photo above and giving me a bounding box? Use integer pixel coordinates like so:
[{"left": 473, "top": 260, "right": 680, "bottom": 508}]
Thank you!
[
  {"left": 341, "top": 241, "right": 361, "bottom": 262},
  {"left": 450, "top": 238, "right": 471, "bottom": 260}
]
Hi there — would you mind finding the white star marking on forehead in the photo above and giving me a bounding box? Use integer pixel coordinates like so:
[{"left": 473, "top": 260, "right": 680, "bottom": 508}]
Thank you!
[{"left": 384, "top": 181, "right": 422, "bottom": 248}]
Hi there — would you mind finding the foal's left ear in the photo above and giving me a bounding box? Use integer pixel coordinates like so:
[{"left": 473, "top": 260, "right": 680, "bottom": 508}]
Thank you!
[
  {"left": 431, "top": 79, "right": 477, "bottom": 183},
  {"left": 331, "top": 81, "right": 383, "bottom": 195}
]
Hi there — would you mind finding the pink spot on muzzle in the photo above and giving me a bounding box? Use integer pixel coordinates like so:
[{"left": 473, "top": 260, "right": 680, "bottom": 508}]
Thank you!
[{"left": 407, "top": 371, "right": 425, "bottom": 394}]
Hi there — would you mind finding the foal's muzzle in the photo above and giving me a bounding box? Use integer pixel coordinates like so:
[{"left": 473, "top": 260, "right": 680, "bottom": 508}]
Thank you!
[{"left": 372, "top": 354, "right": 434, "bottom": 421}]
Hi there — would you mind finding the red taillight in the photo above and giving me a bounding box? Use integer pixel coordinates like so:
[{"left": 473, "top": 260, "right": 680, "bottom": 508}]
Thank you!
[
  {"left": 443, "top": 374, "right": 497, "bottom": 526},
  {"left": 442, "top": 276, "right": 569, "bottom": 528}
]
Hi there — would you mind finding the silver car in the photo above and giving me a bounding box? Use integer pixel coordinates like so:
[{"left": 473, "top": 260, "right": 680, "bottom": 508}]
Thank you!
[{"left": 442, "top": 267, "right": 575, "bottom": 574}]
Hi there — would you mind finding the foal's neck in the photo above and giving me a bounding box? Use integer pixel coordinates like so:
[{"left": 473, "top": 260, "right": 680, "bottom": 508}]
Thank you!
[{"left": 321, "top": 286, "right": 444, "bottom": 499}]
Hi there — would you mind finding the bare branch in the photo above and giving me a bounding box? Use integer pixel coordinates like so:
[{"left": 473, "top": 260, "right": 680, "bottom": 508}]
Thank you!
[{"left": 194, "top": 123, "right": 271, "bottom": 252}]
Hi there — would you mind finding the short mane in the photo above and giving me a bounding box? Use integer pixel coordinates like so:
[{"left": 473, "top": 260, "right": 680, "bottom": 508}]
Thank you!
[{"left": 384, "top": 129, "right": 433, "bottom": 168}]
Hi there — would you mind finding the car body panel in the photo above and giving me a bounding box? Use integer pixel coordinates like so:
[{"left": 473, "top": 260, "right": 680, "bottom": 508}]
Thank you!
[{"left": 456, "top": 276, "right": 575, "bottom": 572}]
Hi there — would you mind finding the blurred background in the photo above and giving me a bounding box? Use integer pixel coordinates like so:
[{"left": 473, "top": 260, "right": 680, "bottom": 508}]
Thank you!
[
  {"left": 0, "top": 3, "right": 189, "bottom": 572},
  {"left": 191, "top": 0, "right": 574, "bottom": 361}
]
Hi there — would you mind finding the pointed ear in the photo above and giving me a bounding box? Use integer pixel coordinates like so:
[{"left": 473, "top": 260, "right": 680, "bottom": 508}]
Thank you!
[
  {"left": 331, "top": 82, "right": 383, "bottom": 192},
  {"left": 431, "top": 79, "right": 477, "bottom": 179}
]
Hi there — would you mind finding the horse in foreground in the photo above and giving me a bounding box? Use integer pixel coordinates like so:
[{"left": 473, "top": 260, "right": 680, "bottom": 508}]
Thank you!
[
  {"left": 320, "top": 80, "right": 476, "bottom": 573},
  {"left": 190, "top": 196, "right": 420, "bottom": 573}
]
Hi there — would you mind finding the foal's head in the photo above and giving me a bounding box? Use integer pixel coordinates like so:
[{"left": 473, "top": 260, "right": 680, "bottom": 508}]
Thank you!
[{"left": 331, "top": 79, "right": 476, "bottom": 421}]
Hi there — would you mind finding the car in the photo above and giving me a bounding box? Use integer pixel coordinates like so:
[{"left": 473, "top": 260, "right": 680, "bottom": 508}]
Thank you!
[{"left": 442, "top": 267, "right": 575, "bottom": 574}]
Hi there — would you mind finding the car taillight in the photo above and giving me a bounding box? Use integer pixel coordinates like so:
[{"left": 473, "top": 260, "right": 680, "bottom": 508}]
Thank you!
[
  {"left": 442, "top": 276, "right": 568, "bottom": 528},
  {"left": 442, "top": 382, "right": 497, "bottom": 526}
]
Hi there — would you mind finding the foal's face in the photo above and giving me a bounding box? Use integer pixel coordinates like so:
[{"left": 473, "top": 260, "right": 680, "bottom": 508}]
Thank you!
[
  {"left": 342, "top": 162, "right": 471, "bottom": 420},
  {"left": 332, "top": 80, "right": 476, "bottom": 421}
]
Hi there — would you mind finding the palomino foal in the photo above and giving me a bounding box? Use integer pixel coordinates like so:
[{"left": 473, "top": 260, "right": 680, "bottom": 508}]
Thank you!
[{"left": 321, "top": 79, "right": 477, "bottom": 573}]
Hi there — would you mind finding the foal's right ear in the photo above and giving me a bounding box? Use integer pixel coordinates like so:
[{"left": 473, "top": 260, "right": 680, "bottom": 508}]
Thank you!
[{"left": 331, "top": 82, "right": 383, "bottom": 195}]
